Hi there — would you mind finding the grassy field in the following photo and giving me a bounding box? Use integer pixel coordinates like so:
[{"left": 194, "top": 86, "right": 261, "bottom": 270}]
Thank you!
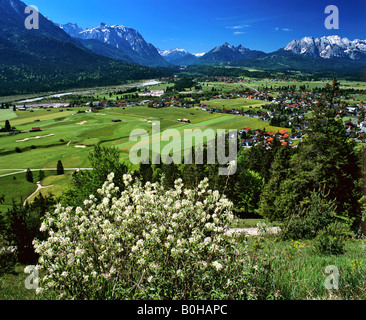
[
  {"left": 1, "top": 79, "right": 366, "bottom": 300},
  {"left": 0, "top": 105, "right": 284, "bottom": 164},
  {"left": 0, "top": 104, "right": 286, "bottom": 204},
  {"left": 1, "top": 233, "right": 365, "bottom": 300},
  {"left": 0, "top": 264, "right": 38, "bottom": 300},
  {"left": 0, "top": 78, "right": 364, "bottom": 205},
  {"left": 0, "top": 173, "right": 36, "bottom": 212},
  {"left": 0, "top": 109, "right": 18, "bottom": 122},
  {"left": 248, "top": 235, "right": 366, "bottom": 300},
  {"left": 201, "top": 98, "right": 267, "bottom": 110}
]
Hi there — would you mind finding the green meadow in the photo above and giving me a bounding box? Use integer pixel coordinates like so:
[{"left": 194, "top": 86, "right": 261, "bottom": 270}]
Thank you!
[
  {"left": 0, "top": 105, "right": 286, "bottom": 204},
  {"left": 0, "top": 109, "right": 18, "bottom": 122},
  {"left": 0, "top": 173, "right": 36, "bottom": 212},
  {"left": 200, "top": 97, "right": 267, "bottom": 110}
]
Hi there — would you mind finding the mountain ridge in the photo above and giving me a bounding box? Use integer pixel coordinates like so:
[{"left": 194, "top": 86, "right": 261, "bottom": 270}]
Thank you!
[
  {"left": 196, "top": 42, "right": 267, "bottom": 65},
  {"left": 57, "top": 19, "right": 366, "bottom": 69},
  {"left": 158, "top": 48, "right": 198, "bottom": 65},
  {"left": 0, "top": 0, "right": 171, "bottom": 95},
  {"left": 284, "top": 35, "right": 366, "bottom": 62},
  {"left": 57, "top": 22, "right": 170, "bottom": 67}
]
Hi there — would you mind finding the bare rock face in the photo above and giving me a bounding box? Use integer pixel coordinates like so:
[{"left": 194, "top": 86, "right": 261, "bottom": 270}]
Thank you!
[
  {"left": 57, "top": 22, "right": 170, "bottom": 67},
  {"left": 284, "top": 36, "right": 366, "bottom": 62}
]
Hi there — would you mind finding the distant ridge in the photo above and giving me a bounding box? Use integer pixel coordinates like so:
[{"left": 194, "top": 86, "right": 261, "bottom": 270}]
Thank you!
[
  {"left": 159, "top": 48, "right": 198, "bottom": 65},
  {"left": 195, "top": 42, "right": 267, "bottom": 65},
  {"left": 284, "top": 35, "right": 366, "bottom": 62},
  {"left": 57, "top": 22, "right": 170, "bottom": 67},
  {"left": 0, "top": 0, "right": 171, "bottom": 95}
]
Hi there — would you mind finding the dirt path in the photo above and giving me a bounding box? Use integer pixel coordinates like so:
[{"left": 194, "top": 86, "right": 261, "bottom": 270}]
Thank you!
[
  {"left": 224, "top": 227, "right": 280, "bottom": 237},
  {"left": 241, "top": 83, "right": 259, "bottom": 92},
  {"left": 0, "top": 168, "right": 93, "bottom": 178},
  {"left": 23, "top": 182, "right": 53, "bottom": 206}
]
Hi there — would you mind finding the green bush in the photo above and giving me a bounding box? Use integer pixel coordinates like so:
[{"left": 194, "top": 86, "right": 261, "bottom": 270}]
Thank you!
[
  {"left": 281, "top": 188, "right": 338, "bottom": 240},
  {"left": 313, "top": 222, "right": 346, "bottom": 255},
  {"left": 0, "top": 247, "right": 17, "bottom": 275}
]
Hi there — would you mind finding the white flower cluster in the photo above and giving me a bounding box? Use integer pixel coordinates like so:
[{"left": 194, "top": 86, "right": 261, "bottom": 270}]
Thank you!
[{"left": 34, "top": 173, "right": 251, "bottom": 299}]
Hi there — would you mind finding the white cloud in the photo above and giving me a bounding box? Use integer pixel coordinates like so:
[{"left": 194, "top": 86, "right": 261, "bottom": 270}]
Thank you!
[
  {"left": 274, "top": 27, "right": 293, "bottom": 32},
  {"left": 226, "top": 24, "right": 250, "bottom": 30}
]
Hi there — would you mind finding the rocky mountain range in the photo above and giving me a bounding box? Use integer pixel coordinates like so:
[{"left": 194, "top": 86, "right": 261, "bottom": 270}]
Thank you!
[
  {"left": 0, "top": 0, "right": 365, "bottom": 95},
  {"left": 195, "top": 42, "right": 267, "bottom": 65},
  {"left": 158, "top": 48, "right": 198, "bottom": 66},
  {"left": 58, "top": 22, "right": 169, "bottom": 67},
  {"left": 284, "top": 36, "right": 366, "bottom": 61},
  {"left": 0, "top": 0, "right": 170, "bottom": 95},
  {"left": 56, "top": 19, "right": 366, "bottom": 69}
]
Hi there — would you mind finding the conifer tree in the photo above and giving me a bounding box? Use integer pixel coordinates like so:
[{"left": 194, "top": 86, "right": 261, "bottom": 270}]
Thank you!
[
  {"left": 26, "top": 169, "right": 33, "bottom": 183},
  {"left": 57, "top": 160, "right": 64, "bottom": 175}
]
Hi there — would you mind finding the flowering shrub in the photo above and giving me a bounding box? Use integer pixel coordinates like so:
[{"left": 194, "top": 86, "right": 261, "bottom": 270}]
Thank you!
[{"left": 34, "top": 173, "right": 259, "bottom": 300}]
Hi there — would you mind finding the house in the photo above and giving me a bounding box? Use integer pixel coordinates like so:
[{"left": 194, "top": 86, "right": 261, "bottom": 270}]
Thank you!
[
  {"left": 241, "top": 139, "right": 253, "bottom": 147},
  {"left": 278, "top": 129, "right": 288, "bottom": 135},
  {"left": 30, "top": 127, "right": 41, "bottom": 132}
]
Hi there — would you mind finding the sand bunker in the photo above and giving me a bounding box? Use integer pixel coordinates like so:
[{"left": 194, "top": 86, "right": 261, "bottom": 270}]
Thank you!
[
  {"left": 77, "top": 121, "right": 87, "bottom": 125},
  {"left": 16, "top": 134, "right": 54, "bottom": 142},
  {"left": 74, "top": 145, "right": 86, "bottom": 148}
]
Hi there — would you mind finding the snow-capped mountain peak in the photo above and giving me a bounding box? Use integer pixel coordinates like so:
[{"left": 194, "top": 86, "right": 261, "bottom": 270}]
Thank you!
[
  {"left": 55, "top": 22, "right": 84, "bottom": 37},
  {"left": 158, "top": 47, "right": 197, "bottom": 65},
  {"left": 284, "top": 35, "right": 366, "bottom": 61},
  {"left": 194, "top": 52, "right": 206, "bottom": 57},
  {"left": 57, "top": 22, "right": 169, "bottom": 67},
  {"left": 159, "top": 48, "right": 189, "bottom": 56}
]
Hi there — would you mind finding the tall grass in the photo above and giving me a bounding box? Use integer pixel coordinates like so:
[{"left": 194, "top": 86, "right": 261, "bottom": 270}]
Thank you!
[
  {"left": 0, "top": 265, "right": 37, "bottom": 300},
  {"left": 1, "top": 237, "right": 366, "bottom": 300},
  {"left": 248, "top": 236, "right": 366, "bottom": 300}
]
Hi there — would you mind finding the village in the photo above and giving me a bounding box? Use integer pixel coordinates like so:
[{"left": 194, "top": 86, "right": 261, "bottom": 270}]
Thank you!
[
  {"left": 5, "top": 76, "right": 366, "bottom": 149},
  {"left": 82, "top": 77, "right": 366, "bottom": 148}
]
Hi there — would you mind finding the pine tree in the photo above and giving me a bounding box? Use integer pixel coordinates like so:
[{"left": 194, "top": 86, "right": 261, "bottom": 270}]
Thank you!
[
  {"left": 57, "top": 160, "right": 64, "bottom": 175},
  {"left": 139, "top": 159, "right": 153, "bottom": 184},
  {"left": 267, "top": 80, "right": 362, "bottom": 223},
  {"left": 161, "top": 162, "right": 178, "bottom": 190},
  {"left": 258, "top": 145, "right": 293, "bottom": 220},
  {"left": 38, "top": 170, "right": 45, "bottom": 182},
  {"left": 26, "top": 169, "right": 33, "bottom": 183},
  {"left": 5, "top": 120, "right": 11, "bottom": 132}
]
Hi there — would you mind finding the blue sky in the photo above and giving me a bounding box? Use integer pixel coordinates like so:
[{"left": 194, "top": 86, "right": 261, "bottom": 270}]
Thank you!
[{"left": 28, "top": 0, "right": 366, "bottom": 54}]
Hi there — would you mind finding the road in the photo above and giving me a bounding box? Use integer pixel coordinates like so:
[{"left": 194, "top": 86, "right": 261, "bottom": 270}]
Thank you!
[
  {"left": 23, "top": 181, "right": 54, "bottom": 206},
  {"left": 224, "top": 227, "right": 280, "bottom": 236},
  {"left": 0, "top": 168, "right": 93, "bottom": 178},
  {"left": 241, "top": 83, "right": 259, "bottom": 92}
]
